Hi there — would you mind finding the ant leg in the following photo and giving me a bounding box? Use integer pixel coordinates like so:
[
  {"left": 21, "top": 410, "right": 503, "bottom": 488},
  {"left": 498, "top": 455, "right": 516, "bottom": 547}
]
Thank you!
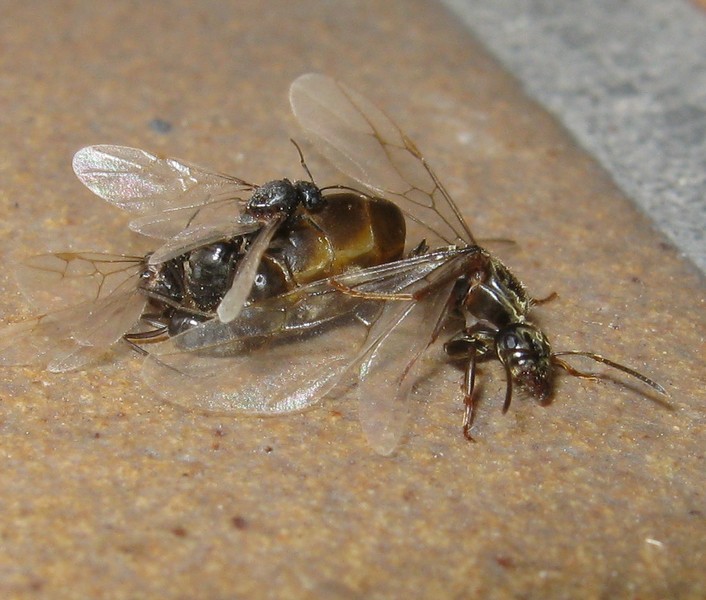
[
  {"left": 532, "top": 291, "right": 558, "bottom": 306},
  {"left": 124, "top": 324, "right": 170, "bottom": 348},
  {"left": 409, "top": 239, "right": 429, "bottom": 257},
  {"left": 122, "top": 323, "right": 170, "bottom": 359},
  {"left": 462, "top": 350, "right": 477, "bottom": 442},
  {"left": 329, "top": 279, "right": 414, "bottom": 301}
]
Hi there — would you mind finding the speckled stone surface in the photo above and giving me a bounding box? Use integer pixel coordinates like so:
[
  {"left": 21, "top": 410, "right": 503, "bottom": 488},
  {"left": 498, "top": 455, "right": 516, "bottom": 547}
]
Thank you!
[
  {"left": 442, "top": 0, "right": 706, "bottom": 273},
  {"left": 0, "top": 1, "right": 703, "bottom": 599}
]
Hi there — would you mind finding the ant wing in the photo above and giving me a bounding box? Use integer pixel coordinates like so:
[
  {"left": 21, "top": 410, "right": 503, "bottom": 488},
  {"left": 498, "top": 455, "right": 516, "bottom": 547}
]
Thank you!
[
  {"left": 356, "top": 277, "right": 458, "bottom": 455},
  {"left": 216, "top": 216, "right": 286, "bottom": 323},
  {"left": 149, "top": 215, "right": 290, "bottom": 324},
  {"left": 73, "top": 145, "right": 253, "bottom": 239},
  {"left": 140, "top": 247, "right": 480, "bottom": 451},
  {"left": 141, "top": 307, "right": 374, "bottom": 416},
  {"left": 344, "top": 248, "right": 478, "bottom": 454},
  {"left": 140, "top": 263, "right": 384, "bottom": 413},
  {"left": 290, "top": 73, "right": 475, "bottom": 247},
  {"left": 147, "top": 221, "right": 261, "bottom": 265},
  {"left": 128, "top": 197, "right": 246, "bottom": 240},
  {"left": 14, "top": 252, "right": 144, "bottom": 314},
  {"left": 0, "top": 253, "right": 146, "bottom": 371},
  {"left": 169, "top": 246, "right": 477, "bottom": 353}
]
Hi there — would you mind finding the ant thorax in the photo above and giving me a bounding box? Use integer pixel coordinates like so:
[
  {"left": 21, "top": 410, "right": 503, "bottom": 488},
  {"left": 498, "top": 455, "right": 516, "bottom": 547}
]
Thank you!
[{"left": 461, "top": 252, "right": 533, "bottom": 329}]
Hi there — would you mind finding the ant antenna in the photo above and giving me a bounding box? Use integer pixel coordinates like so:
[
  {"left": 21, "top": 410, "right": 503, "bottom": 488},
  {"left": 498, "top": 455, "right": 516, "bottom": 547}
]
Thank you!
[
  {"left": 289, "top": 139, "right": 316, "bottom": 183},
  {"left": 552, "top": 351, "right": 668, "bottom": 396},
  {"left": 289, "top": 138, "right": 368, "bottom": 197},
  {"left": 319, "top": 183, "right": 368, "bottom": 194}
]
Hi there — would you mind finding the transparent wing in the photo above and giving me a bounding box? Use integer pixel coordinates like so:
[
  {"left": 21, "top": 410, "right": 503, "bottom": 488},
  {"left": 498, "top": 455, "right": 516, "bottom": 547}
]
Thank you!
[
  {"left": 0, "top": 286, "right": 146, "bottom": 372},
  {"left": 217, "top": 216, "right": 285, "bottom": 323},
  {"left": 148, "top": 221, "right": 260, "bottom": 265},
  {"left": 328, "top": 246, "right": 482, "bottom": 297},
  {"left": 357, "top": 277, "right": 457, "bottom": 455},
  {"left": 73, "top": 145, "right": 253, "bottom": 239},
  {"left": 172, "top": 246, "right": 479, "bottom": 352},
  {"left": 14, "top": 252, "right": 144, "bottom": 314},
  {"left": 141, "top": 311, "right": 374, "bottom": 414},
  {"left": 341, "top": 248, "right": 482, "bottom": 454},
  {"left": 290, "top": 73, "right": 475, "bottom": 247},
  {"left": 129, "top": 196, "right": 246, "bottom": 240},
  {"left": 49, "top": 289, "right": 147, "bottom": 372},
  {"left": 0, "top": 253, "right": 146, "bottom": 371},
  {"left": 158, "top": 281, "right": 377, "bottom": 353},
  {"left": 139, "top": 247, "right": 483, "bottom": 422},
  {"left": 0, "top": 312, "right": 112, "bottom": 372}
]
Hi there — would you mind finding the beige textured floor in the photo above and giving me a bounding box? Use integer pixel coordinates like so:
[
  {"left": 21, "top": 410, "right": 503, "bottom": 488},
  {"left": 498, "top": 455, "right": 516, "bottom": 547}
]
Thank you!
[{"left": 1, "top": 1, "right": 704, "bottom": 598}]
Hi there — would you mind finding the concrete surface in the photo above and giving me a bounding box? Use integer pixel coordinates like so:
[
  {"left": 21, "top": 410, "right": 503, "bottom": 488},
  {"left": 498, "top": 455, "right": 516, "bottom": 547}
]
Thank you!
[
  {"left": 0, "top": 1, "right": 704, "bottom": 599},
  {"left": 442, "top": 0, "right": 706, "bottom": 272}
]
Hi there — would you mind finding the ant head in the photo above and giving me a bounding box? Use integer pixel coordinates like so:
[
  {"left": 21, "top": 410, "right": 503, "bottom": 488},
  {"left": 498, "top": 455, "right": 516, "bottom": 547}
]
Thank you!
[
  {"left": 495, "top": 322, "right": 553, "bottom": 411},
  {"left": 289, "top": 139, "right": 326, "bottom": 212},
  {"left": 294, "top": 180, "right": 326, "bottom": 211}
]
